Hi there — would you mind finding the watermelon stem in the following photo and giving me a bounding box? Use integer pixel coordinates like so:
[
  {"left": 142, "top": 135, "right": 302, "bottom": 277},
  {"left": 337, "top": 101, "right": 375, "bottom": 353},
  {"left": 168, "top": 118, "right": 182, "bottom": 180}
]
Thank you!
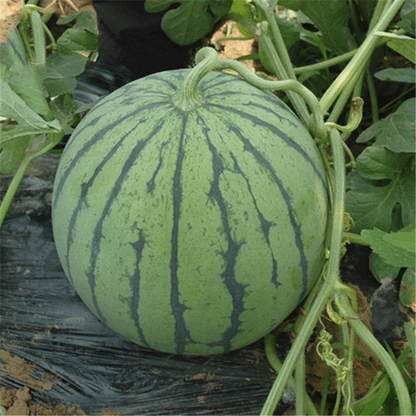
[{"left": 172, "top": 47, "right": 219, "bottom": 111}]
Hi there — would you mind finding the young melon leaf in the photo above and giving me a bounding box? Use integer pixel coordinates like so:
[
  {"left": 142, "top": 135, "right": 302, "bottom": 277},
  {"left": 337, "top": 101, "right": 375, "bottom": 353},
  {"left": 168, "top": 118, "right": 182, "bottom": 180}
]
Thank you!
[
  {"left": 356, "top": 147, "right": 412, "bottom": 180},
  {"left": 368, "top": 251, "right": 401, "bottom": 283},
  {"left": 279, "top": 0, "right": 352, "bottom": 53},
  {"left": 387, "top": 38, "right": 416, "bottom": 64},
  {"left": 351, "top": 376, "right": 390, "bottom": 416},
  {"left": 0, "top": 79, "right": 51, "bottom": 130},
  {"left": 345, "top": 155, "right": 415, "bottom": 232},
  {"left": 374, "top": 67, "right": 416, "bottom": 83},
  {"left": 361, "top": 228, "right": 416, "bottom": 269},
  {"left": 403, "top": 322, "right": 415, "bottom": 367},
  {"left": 0, "top": 135, "right": 30, "bottom": 175},
  {"left": 399, "top": 268, "right": 415, "bottom": 309},
  {"left": 356, "top": 98, "right": 415, "bottom": 153},
  {"left": 56, "top": 11, "right": 98, "bottom": 55},
  {"left": 0, "top": 28, "right": 50, "bottom": 117},
  {"left": 398, "top": 0, "right": 415, "bottom": 35},
  {"left": 144, "top": 0, "right": 232, "bottom": 45},
  {"left": 35, "top": 52, "right": 89, "bottom": 97}
]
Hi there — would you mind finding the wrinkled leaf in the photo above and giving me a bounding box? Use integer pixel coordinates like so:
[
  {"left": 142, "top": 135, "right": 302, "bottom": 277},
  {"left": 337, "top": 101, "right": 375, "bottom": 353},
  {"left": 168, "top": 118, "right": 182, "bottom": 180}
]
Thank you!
[
  {"left": 145, "top": 0, "right": 232, "bottom": 45},
  {"left": 361, "top": 228, "right": 415, "bottom": 268},
  {"left": 356, "top": 147, "right": 412, "bottom": 180},
  {"left": 0, "top": 28, "right": 50, "bottom": 117},
  {"left": 0, "top": 79, "right": 50, "bottom": 129},
  {"left": 398, "top": 0, "right": 415, "bottom": 35},
  {"left": 374, "top": 67, "right": 415, "bottom": 83},
  {"left": 369, "top": 252, "right": 401, "bottom": 283},
  {"left": 36, "top": 53, "right": 88, "bottom": 97},
  {"left": 356, "top": 98, "right": 415, "bottom": 153},
  {"left": 387, "top": 38, "right": 416, "bottom": 64},
  {"left": 229, "top": 0, "right": 256, "bottom": 38},
  {"left": 49, "top": 93, "right": 77, "bottom": 135},
  {"left": 56, "top": 11, "right": 98, "bottom": 55},
  {"left": 345, "top": 164, "right": 415, "bottom": 232},
  {"left": 0, "top": 135, "right": 30, "bottom": 174},
  {"left": 279, "top": 0, "right": 352, "bottom": 53},
  {"left": 399, "top": 268, "right": 415, "bottom": 308}
]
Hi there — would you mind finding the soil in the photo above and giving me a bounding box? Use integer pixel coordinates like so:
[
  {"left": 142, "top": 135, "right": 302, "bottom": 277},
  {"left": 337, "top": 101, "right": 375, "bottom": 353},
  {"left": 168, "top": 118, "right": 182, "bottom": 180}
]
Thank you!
[{"left": 0, "top": 0, "right": 23, "bottom": 42}]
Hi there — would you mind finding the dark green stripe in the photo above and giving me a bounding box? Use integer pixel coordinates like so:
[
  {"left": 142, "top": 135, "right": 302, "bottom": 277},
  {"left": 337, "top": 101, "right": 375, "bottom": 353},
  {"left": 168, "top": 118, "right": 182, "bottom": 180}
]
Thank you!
[
  {"left": 129, "top": 229, "right": 150, "bottom": 347},
  {"left": 61, "top": 120, "right": 145, "bottom": 286},
  {"left": 170, "top": 113, "right": 192, "bottom": 354},
  {"left": 229, "top": 152, "right": 280, "bottom": 289},
  {"left": 53, "top": 102, "right": 169, "bottom": 211},
  {"left": 145, "top": 71, "right": 186, "bottom": 92},
  {"left": 147, "top": 141, "right": 169, "bottom": 193},
  {"left": 198, "top": 115, "right": 246, "bottom": 352},
  {"left": 210, "top": 104, "right": 327, "bottom": 191},
  {"left": 229, "top": 123, "right": 310, "bottom": 300},
  {"left": 83, "top": 121, "right": 166, "bottom": 324},
  {"left": 200, "top": 73, "right": 242, "bottom": 92}
]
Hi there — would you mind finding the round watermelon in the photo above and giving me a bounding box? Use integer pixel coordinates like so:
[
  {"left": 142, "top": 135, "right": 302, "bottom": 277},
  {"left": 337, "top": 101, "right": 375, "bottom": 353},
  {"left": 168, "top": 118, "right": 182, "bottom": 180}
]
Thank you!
[{"left": 52, "top": 62, "right": 328, "bottom": 355}]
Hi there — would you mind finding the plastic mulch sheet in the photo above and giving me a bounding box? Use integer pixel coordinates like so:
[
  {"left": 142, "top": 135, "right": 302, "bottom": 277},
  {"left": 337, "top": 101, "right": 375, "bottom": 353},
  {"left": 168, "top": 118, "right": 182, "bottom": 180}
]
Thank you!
[
  {"left": 0, "top": 213, "right": 281, "bottom": 415},
  {"left": 0, "top": 160, "right": 409, "bottom": 415}
]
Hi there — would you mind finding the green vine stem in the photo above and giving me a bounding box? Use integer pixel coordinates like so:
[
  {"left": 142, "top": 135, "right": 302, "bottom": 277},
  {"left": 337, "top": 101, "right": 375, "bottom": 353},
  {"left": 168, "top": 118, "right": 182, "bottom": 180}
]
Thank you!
[
  {"left": 30, "top": 9, "right": 46, "bottom": 64},
  {"left": 293, "top": 49, "right": 357, "bottom": 75},
  {"left": 325, "top": 97, "right": 364, "bottom": 133},
  {"left": 209, "top": 54, "right": 325, "bottom": 140},
  {"left": 320, "top": 0, "right": 406, "bottom": 114},
  {"left": 295, "top": 352, "right": 306, "bottom": 415},
  {"left": 338, "top": 293, "right": 413, "bottom": 415},
  {"left": 264, "top": 335, "right": 318, "bottom": 415},
  {"left": 0, "top": 132, "right": 63, "bottom": 228},
  {"left": 343, "top": 232, "right": 370, "bottom": 246},
  {"left": 257, "top": 21, "right": 311, "bottom": 127},
  {"left": 252, "top": 0, "right": 297, "bottom": 81},
  {"left": 260, "top": 128, "right": 346, "bottom": 415}
]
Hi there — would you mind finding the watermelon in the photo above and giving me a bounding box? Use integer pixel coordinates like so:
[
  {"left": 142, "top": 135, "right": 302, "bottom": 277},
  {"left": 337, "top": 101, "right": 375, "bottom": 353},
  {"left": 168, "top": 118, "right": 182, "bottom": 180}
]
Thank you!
[{"left": 52, "top": 55, "right": 329, "bottom": 355}]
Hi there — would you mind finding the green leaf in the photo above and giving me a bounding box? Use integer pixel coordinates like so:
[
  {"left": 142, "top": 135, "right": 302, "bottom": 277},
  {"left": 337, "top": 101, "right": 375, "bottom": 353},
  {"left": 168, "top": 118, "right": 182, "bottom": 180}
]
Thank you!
[
  {"left": 361, "top": 228, "right": 416, "bottom": 268},
  {"left": 0, "top": 78, "right": 50, "bottom": 129},
  {"left": 398, "top": 0, "right": 415, "bottom": 36},
  {"left": 374, "top": 67, "right": 416, "bottom": 83},
  {"left": 345, "top": 160, "right": 415, "bottom": 232},
  {"left": 403, "top": 322, "right": 415, "bottom": 364},
  {"left": 279, "top": 0, "right": 352, "bottom": 53},
  {"left": 369, "top": 252, "right": 401, "bottom": 283},
  {"left": 356, "top": 98, "right": 415, "bottom": 153},
  {"left": 49, "top": 93, "right": 77, "bottom": 135},
  {"left": 144, "top": 0, "right": 232, "bottom": 45},
  {"left": 0, "top": 124, "right": 60, "bottom": 145},
  {"left": 387, "top": 38, "right": 416, "bottom": 64},
  {"left": 56, "top": 11, "right": 98, "bottom": 55},
  {"left": 355, "top": 0, "right": 378, "bottom": 24},
  {"left": 229, "top": 0, "right": 256, "bottom": 38},
  {"left": 0, "top": 135, "right": 30, "bottom": 175},
  {"left": 351, "top": 377, "right": 390, "bottom": 415},
  {"left": 399, "top": 268, "right": 415, "bottom": 308},
  {"left": 0, "top": 28, "right": 50, "bottom": 117},
  {"left": 356, "top": 147, "right": 412, "bottom": 180},
  {"left": 36, "top": 52, "right": 88, "bottom": 97}
]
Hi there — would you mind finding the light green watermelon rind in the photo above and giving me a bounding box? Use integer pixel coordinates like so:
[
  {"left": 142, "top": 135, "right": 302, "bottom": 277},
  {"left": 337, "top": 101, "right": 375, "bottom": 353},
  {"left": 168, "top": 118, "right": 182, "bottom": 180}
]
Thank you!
[{"left": 52, "top": 70, "right": 328, "bottom": 355}]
